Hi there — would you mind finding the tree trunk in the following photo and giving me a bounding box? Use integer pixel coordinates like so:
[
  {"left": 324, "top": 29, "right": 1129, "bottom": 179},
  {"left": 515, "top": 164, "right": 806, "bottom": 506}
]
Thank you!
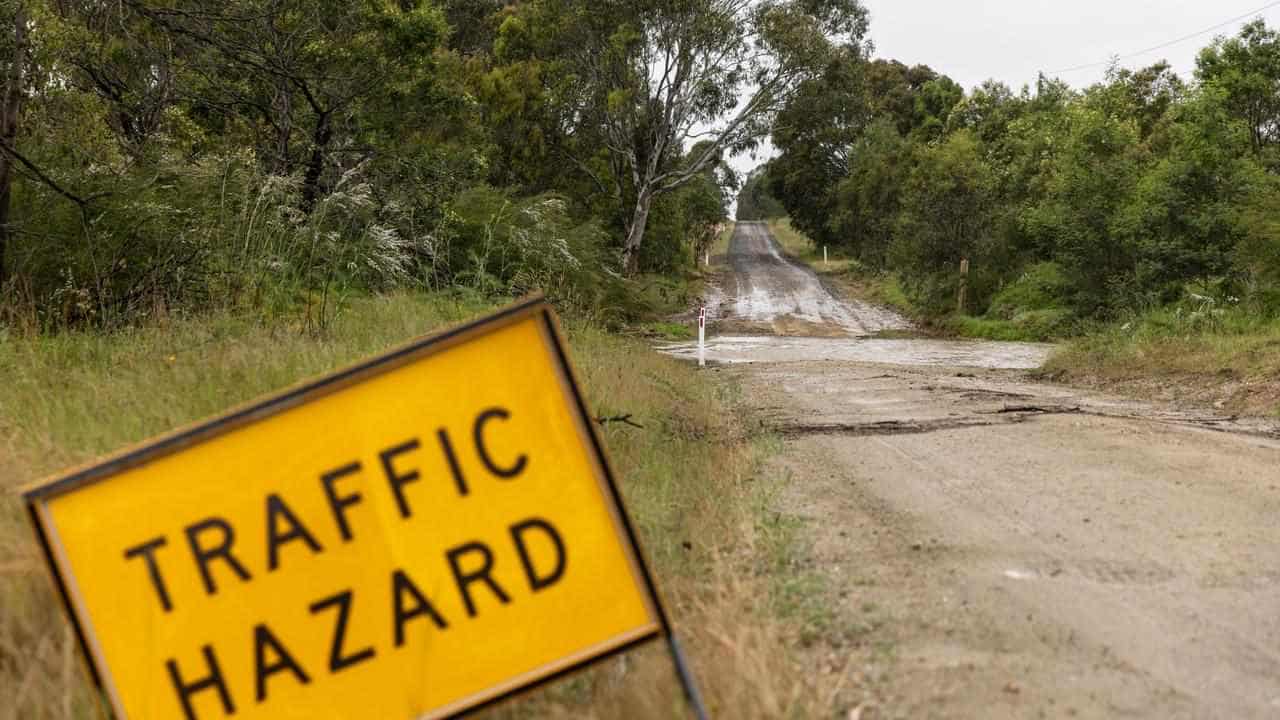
[
  {"left": 621, "top": 188, "right": 654, "bottom": 275},
  {"left": 300, "top": 111, "right": 332, "bottom": 212},
  {"left": 273, "top": 78, "right": 293, "bottom": 174},
  {"left": 0, "top": 4, "right": 27, "bottom": 287}
]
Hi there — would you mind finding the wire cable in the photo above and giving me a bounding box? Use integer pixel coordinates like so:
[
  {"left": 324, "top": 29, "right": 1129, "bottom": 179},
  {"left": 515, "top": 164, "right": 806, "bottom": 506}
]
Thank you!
[{"left": 1046, "top": 0, "right": 1280, "bottom": 74}]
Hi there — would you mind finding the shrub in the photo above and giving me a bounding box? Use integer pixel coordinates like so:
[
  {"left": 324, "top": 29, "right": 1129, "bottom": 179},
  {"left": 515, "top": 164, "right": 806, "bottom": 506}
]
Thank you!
[
  {"left": 988, "top": 262, "right": 1071, "bottom": 319},
  {"left": 446, "top": 187, "right": 619, "bottom": 314}
]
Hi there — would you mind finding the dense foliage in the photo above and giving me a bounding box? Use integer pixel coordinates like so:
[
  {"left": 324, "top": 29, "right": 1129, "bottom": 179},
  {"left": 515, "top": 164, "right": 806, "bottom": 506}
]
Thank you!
[
  {"left": 736, "top": 166, "right": 786, "bottom": 221},
  {"left": 1, "top": 0, "right": 868, "bottom": 330},
  {"left": 765, "top": 21, "right": 1280, "bottom": 330}
]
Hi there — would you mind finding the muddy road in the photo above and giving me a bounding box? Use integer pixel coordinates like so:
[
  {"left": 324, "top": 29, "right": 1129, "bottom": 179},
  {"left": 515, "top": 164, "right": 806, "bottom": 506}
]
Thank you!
[
  {"left": 708, "top": 221, "right": 910, "bottom": 336},
  {"left": 667, "top": 223, "right": 1280, "bottom": 719}
]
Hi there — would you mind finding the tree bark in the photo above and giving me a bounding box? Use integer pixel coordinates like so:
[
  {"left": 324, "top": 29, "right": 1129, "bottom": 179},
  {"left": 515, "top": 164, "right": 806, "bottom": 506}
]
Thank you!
[
  {"left": 0, "top": 3, "right": 27, "bottom": 287},
  {"left": 273, "top": 78, "right": 293, "bottom": 174},
  {"left": 621, "top": 187, "right": 654, "bottom": 275},
  {"left": 300, "top": 111, "right": 332, "bottom": 212}
]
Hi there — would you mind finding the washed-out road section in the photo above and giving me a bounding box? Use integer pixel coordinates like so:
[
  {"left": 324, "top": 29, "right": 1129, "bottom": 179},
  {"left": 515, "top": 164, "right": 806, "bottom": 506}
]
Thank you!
[{"left": 663, "top": 222, "right": 1280, "bottom": 719}]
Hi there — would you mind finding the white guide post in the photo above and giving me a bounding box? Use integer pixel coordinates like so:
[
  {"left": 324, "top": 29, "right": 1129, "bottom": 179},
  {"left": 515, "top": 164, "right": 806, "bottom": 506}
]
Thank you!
[
  {"left": 697, "top": 306, "right": 706, "bottom": 368},
  {"left": 824, "top": 245, "right": 828, "bottom": 267},
  {"left": 705, "top": 250, "right": 710, "bottom": 267}
]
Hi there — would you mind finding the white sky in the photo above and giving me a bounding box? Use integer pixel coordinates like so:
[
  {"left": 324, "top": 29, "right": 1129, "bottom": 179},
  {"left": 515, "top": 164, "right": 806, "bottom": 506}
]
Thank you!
[
  {"left": 860, "top": 0, "right": 1280, "bottom": 92},
  {"left": 726, "top": 0, "right": 1280, "bottom": 191}
]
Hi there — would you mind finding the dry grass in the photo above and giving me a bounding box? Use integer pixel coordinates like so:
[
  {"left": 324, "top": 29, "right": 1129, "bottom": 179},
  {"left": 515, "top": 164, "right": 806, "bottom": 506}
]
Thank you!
[{"left": 0, "top": 292, "right": 832, "bottom": 718}]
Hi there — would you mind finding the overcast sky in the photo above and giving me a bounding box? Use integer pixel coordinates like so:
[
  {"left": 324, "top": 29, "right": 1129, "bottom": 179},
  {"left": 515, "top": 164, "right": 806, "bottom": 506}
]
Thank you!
[
  {"left": 861, "top": 0, "right": 1280, "bottom": 92},
  {"left": 727, "top": 0, "right": 1280, "bottom": 186}
]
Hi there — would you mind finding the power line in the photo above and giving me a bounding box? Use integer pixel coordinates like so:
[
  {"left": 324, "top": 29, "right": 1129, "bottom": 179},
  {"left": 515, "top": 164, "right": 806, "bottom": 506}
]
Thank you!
[{"left": 1045, "top": 0, "right": 1280, "bottom": 74}]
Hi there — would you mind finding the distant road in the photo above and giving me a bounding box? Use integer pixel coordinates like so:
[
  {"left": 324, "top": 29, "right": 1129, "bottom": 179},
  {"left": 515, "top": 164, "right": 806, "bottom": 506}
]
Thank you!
[{"left": 718, "top": 221, "right": 909, "bottom": 336}]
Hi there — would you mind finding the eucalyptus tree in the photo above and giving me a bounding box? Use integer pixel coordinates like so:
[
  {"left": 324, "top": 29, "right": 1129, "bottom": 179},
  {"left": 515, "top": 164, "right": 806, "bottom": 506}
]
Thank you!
[
  {"left": 0, "top": 0, "right": 27, "bottom": 285},
  {"left": 526, "top": 0, "right": 868, "bottom": 273}
]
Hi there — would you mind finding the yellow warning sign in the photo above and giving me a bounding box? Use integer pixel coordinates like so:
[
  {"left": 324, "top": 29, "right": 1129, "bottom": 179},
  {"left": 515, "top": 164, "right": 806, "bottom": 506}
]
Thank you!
[{"left": 25, "top": 298, "right": 664, "bottom": 720}]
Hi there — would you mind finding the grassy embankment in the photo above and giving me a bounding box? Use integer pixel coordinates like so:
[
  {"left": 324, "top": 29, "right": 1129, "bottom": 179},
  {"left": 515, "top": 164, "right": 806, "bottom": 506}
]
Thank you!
[
  {"left": 1042, "top": 311, "right": 1280, "bottom": 417},
  {"left": 635, "top": 222, "right": 736, "bottom": 342},
  {"left": 0, "top": 290, "right": 836, "bottom": 719},
  {"left": 768, "top": 218, "right": 1280, "bottom": 417}
]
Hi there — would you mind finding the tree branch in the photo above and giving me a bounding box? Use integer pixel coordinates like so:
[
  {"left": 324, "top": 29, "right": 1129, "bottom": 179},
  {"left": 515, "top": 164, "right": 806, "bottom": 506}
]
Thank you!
[{"left": 0, "top": 138, "right": 106, "bottom": 208}]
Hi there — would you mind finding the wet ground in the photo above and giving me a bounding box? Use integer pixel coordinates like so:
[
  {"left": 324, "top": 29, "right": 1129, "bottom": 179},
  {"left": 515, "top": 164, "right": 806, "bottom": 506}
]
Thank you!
[
  {"left": 659, "top": 335, "right": 1053, "bottom": 370},
  {"left": 666, "top": 222, "right": 1280, "bottom": 719},
  {"left": 711, "top": 221, "right": 910, "bottom": 337}
]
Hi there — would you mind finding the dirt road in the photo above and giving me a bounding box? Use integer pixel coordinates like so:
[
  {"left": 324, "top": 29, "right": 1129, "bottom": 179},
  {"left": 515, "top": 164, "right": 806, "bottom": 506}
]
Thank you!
[
  {"left": 670, "top": 223, "right": 1280, "bottom": 719},
  {"left": 710, "top": 221, "right": 909, "bottom": 336}
]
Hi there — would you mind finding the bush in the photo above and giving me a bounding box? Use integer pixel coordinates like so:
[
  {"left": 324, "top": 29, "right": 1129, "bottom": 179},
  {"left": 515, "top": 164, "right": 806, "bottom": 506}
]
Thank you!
[
  {"left": 5, "top": 152, "right": 434, "bottom": 331},
  {"left": 446, "top": 186, "right": 619, "bottom": 314},
  {"left": 988, "top": 262, "right": 1071, "bottom": 319},
  {"left": 950, "top": 308, "right": 1075, "bottom": 341}
]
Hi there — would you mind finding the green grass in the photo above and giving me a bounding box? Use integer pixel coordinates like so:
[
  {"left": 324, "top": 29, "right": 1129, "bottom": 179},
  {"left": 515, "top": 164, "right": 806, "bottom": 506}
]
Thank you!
[
  {"left": 767, "top": 219, "right": 860, "bottom": 276},
  {"left": 636, "top": 320, "right": 694, "bottom": 340},
  {"left": 757, "top": 498, "right": 834, "bottom": 648},
  {"left": 1044, "top": 307, "right": 1280, "bottom": 416},
  {"left": 861, "top": 273, "right": 915, "bottom": 318},
  {"left": 944, "top": 309, "right": 1074, "bottom": 342},
  {"left": 0, "top": 290, "right": 835, "bottom": 719},
  {"left": 1049, "top": 306, "right": 1280, "bottom": 376}
]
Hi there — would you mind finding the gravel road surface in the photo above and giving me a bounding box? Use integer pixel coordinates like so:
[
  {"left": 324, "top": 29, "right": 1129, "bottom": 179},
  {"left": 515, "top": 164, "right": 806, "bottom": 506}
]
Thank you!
[{"left": 673, "top": 222, "right": 1280, "bottom": 719}]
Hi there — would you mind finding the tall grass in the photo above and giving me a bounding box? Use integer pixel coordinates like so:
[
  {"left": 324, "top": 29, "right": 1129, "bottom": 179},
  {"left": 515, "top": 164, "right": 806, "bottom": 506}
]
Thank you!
[
  {"left": 0, "top": 292, "right": 831, "bottom": 718},
  {"left": 3, "top": 153, "right": 627, "bottom": 335}
]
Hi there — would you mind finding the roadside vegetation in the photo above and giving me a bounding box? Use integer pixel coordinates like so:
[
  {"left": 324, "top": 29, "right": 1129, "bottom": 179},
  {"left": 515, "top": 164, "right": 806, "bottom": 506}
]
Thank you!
[
  {"left": 773, "top": 213, "right": 1280, "bottom": 415},
  {"left": 1042, "top": 310, "right": 1280, "bottom": 417},
  {"left": 744, "top": 21, "right": 1280, "bottom": 414},
  {"left": 0, "top": 0, "right": 869, "bottom": 332},
  {"left": 0, "top": 292, "right": 838, "bottom": 719}
]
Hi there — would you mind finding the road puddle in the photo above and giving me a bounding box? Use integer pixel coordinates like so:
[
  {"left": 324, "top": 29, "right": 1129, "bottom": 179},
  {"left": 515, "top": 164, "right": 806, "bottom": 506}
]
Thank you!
[{"left": 657, "top": 335, "right": 1054, "bottom": 370}]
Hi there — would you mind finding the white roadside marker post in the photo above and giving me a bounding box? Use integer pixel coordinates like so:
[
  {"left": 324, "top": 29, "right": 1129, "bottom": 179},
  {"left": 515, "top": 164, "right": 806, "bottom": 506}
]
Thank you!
[
  {"left": 697, "top": 306, "right": 706, "bottom": 368},
  {"left": 705, "top": 250, "right": 710, "bottom": 267},
  {"left": 824, "top": 245, "right": 828, "bottom": 267}
]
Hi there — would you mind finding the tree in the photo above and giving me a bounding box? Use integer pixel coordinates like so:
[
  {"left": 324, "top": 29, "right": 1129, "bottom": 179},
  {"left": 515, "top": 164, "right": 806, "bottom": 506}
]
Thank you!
[
  {"left": 736, "top": 165, "right": 784, "bottom": 220},
  {"left": 1019, "top": 95, "right": 1144, "bottom": 313},
  {"left": 1115, "top": 85, "right": 1259, "bottom": 297},
  {"left": 119, "top": 0, "right": 449, "bottom": 208},
  {"left": 890, "top": 130, "right": 994, "bottom": 311},
  {"left": 947, "top": 80, "right": 1021, "bottom": 144},
  {"left": 768, "top": 56, "right": 963, "bottom": 251},
  {"left": 1196, "top": 19, "right": 1280, "bottom": 164},
  {"left": 860, "top": 59, "right": 959, "bottom": 139},
  {"left": 50, "top": 1, "right": 179, "bottom": 152},
  {"left": 525, "top": 0, "right": 869, "bottom": 273},
  {"left": 829, "top": 117, "right": 910, "bottom": 266},
  {"left": 0, "top": 0, "right": 27, "bottom": 285},
  {"left": 768, "top": 46, "right": 869, "bottom": 245},
  {"left": 1108, "top": 62, "right": 1185, "bottom": 142}
]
